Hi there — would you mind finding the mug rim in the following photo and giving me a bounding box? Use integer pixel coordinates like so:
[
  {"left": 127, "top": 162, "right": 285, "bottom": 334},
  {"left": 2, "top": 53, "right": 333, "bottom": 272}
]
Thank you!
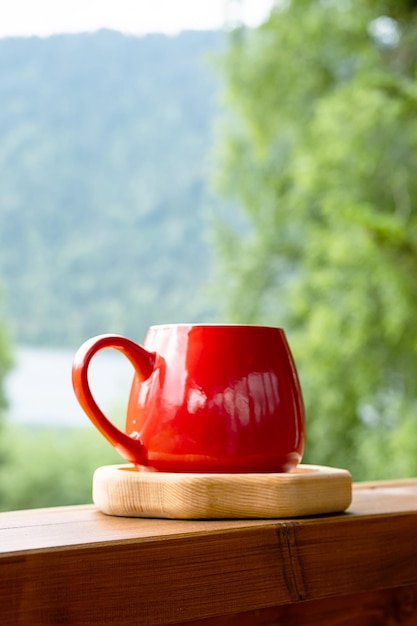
[{"left": 148, "top": 323, "right": 284, "bottom": 331}]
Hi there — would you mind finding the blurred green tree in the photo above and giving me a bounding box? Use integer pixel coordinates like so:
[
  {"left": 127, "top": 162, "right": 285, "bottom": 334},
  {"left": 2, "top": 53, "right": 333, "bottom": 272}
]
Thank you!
[
  {"left": 0, "top": 294, "right": 14, "bottom": 504},
  {"left": 214, "top": 0, "right": 417, "bottom": 479},
  {"left": 0, "top": 296, "right": 13, "bottom": 418},
  {"left": 0, "top": 424, "right": 120, "bottom": 511}
]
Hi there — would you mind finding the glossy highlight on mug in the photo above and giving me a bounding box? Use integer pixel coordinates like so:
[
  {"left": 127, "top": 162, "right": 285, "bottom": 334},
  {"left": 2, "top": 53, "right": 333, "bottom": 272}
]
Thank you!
[{"left": 72, "top": 324, "right": 306, "bottom": 473}]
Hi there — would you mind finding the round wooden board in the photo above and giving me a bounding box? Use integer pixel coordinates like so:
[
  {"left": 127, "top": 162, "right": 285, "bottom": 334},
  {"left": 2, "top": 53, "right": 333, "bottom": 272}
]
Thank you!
[{"left": 92, "top": 464, "right": 352, "bottom": 519}]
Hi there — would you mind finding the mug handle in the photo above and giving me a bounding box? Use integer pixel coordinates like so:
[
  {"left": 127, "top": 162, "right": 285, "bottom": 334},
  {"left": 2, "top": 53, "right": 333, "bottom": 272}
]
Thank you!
[{"left": 71, "top": 334, "right": 156, "bottom": 466}]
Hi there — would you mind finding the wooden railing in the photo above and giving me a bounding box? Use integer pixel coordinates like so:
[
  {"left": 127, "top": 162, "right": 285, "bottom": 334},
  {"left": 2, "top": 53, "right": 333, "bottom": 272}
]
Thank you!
[{"left": 1, "top": 479, "right": 417, "bottom": 625}]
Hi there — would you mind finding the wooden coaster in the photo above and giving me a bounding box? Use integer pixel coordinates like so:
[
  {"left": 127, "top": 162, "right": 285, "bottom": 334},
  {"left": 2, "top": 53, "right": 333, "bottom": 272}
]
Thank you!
[{"left": 92, "top": 464, "right": 352, "bottom": 519}]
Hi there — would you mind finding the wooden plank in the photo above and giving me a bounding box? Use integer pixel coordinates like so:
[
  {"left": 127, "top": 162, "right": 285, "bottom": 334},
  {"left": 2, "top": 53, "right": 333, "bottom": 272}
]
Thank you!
[
  {"left": 0, "top": 505, "right": 281, "bottom": 553},
  {"left": 0, "top": 481, "right": 416, "bottom": 625},
  {"left": 171, "top": 585, "right": 417, "bottom": 626},
  {"left": 273, "top": 512, "right": 417, "bottom": 600},
  {"left": 350, "top": 480, "right": 417, "bottom": 515},
  {"left": 2, "top": 517, "right": 417, "bottom": 626},
  {"left": 0, "top": 513, "right": 416, "bottom": 624},
  {"left": 1, "top": 480, "right": 417, "bottom": 554},
  {"left": 0, "top": 525, "right": 286, "bottom": 625}
]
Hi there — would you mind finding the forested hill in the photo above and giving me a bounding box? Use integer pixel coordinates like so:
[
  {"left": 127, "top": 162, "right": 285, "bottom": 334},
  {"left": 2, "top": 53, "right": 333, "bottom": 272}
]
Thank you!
[{"left": 0, "top": 29, "right": 228, "bottom": 348}]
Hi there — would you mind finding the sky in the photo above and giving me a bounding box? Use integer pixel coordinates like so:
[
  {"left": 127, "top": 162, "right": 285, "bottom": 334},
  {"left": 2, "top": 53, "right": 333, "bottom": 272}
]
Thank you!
[{"left": 0, "top": 0, "right": 275, "bottom": 39}]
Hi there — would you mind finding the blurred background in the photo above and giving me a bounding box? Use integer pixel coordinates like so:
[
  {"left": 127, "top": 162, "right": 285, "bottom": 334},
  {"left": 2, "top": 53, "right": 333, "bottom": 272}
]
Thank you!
[{"left": 1, "top": 0, "right": 417, "bottom": 510}]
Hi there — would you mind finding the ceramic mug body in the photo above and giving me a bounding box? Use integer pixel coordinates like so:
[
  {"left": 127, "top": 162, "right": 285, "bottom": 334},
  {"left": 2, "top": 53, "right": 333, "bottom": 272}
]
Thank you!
[{"left": 72, "top": 324, "right": 305, "bottom": 473}]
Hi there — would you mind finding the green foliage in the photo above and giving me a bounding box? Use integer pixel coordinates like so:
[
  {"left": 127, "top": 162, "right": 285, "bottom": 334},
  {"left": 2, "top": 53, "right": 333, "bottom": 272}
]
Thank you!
[
  {"left": 0, "top": 424, "right": 121, "bottom": 510},
  {"left": 0, "top": 30, "right": 227, "bottom": 348},
  {"left": 214, "top": 0, "right": 417, "bottom": 479},
  {"left": 0, "top": 320, "right": 13, "bottom": 416},
  {"left": 0, "top": 294, "right": 14, "bottom": 434}
]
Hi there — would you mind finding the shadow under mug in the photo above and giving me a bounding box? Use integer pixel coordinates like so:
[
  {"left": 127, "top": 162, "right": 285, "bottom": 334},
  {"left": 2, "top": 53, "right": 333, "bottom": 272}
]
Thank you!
[{"left": 72, "top": 324, "right": 306, "bottom": 473}]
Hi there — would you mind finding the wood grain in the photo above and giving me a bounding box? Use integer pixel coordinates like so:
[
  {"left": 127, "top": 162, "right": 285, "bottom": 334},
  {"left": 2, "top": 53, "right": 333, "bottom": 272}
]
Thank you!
[
  {"left": 0, "top": 480, "right": 417, "bottom": 625},
  {"left": 173, "top": 585, "right": 417, "bottom": 626},
  {"left": 92, "top": 463, "right": 352, "bottom": 519}
]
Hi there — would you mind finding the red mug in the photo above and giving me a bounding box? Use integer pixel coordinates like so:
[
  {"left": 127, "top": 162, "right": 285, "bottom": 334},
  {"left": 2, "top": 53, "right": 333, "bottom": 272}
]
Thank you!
[{"left": 72, "top": 324, "right": 305, "bottom": 473}]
